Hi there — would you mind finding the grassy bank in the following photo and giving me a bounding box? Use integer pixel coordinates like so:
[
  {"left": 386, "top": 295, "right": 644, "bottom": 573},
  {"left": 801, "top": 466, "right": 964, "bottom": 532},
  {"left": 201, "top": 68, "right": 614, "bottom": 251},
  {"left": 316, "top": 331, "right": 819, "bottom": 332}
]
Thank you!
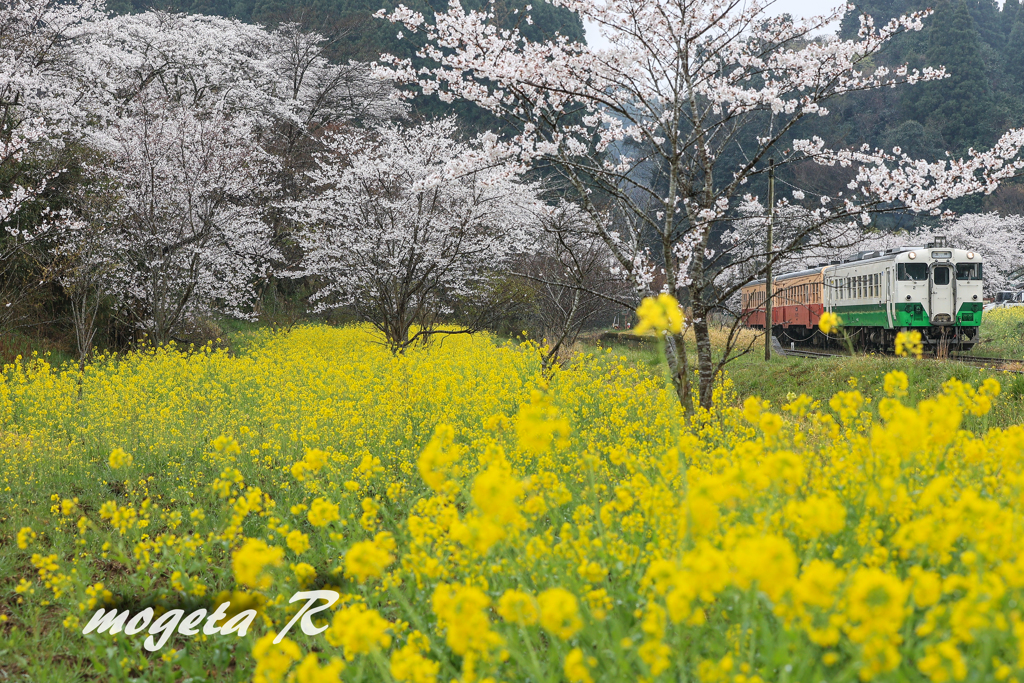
[
  {"left": 970, "top": 306, "right": 1024, "bottom": 359},
  {"left": 593, "top": 331, "right": 1024, "bottom": 430}
]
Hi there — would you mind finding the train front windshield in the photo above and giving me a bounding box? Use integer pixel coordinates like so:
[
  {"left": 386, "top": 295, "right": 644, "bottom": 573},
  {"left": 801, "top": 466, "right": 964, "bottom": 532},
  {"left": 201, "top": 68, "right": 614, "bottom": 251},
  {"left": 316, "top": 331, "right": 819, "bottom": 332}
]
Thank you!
[{"left": 956, "top": 263, "right": 982, "bottom": 280}]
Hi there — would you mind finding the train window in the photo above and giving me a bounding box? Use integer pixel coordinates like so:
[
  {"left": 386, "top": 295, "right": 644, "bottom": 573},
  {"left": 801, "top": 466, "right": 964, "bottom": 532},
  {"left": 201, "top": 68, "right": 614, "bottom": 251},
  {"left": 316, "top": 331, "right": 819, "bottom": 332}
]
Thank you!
[
  {"left": 956, "top": 263, "right": 982, "bottom": 280},
  {"left": 874, "top": 273, "right": 880, "bottom": 296},
  {"left": 933, "top": 267, "right": 950, "bottom": 285},
  {"left": 898, "top": 263, "right": 928, "bottom": 281}
]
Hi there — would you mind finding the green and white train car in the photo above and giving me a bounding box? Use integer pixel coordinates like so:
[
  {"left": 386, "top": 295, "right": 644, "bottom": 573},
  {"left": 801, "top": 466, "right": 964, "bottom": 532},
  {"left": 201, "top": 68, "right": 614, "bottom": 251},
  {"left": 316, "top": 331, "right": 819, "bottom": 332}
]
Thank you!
[{"left": 822, "top": 240, "right": 984, "bottom": 349}]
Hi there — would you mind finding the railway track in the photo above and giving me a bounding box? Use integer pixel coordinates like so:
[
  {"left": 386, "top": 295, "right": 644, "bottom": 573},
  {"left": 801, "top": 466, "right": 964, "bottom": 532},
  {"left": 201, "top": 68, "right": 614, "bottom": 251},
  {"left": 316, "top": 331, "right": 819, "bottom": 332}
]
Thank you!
[
  {"left": 946, "top": 354, "right": 1024, "bottom": 374},
  {"left": 596, "top": 331, "right": 1023, "bottom": 374},
  {"left": 781, "top": 344, "right": 1024, "bottom": 374},
  {"left": 780, "top": 347, "right": 847, "bottom": 360}
]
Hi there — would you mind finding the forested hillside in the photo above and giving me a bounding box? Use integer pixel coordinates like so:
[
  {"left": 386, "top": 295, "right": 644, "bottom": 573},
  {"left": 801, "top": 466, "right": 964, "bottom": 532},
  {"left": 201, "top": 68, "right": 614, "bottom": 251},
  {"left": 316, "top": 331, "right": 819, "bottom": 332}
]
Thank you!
[
  {"left": 829, "top": 0, "right": 1024, "bottom": 215},
  {"left": 104, "top": 0, "right": 586, "bottom": 126}
]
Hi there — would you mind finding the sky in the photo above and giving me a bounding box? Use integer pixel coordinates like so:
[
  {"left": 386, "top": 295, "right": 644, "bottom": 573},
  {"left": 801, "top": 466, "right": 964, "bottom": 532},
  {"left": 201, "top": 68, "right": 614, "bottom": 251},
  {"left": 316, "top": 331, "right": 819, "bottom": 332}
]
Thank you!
[{"left": 583, "top": 0, "right": 846, "bottom": 50}]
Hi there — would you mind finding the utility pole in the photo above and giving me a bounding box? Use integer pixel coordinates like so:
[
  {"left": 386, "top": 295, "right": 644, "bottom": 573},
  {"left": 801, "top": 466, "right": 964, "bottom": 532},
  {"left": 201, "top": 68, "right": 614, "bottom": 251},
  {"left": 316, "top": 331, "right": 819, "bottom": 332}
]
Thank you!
[{"left": 765, "top": 158, "right": 775, "bottom": 362}]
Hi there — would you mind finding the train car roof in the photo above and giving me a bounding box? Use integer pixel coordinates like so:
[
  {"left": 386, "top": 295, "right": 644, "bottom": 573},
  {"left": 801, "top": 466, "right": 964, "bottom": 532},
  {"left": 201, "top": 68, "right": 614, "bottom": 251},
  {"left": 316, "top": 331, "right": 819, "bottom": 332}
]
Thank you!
[
  {"left": 744, "top": 266, "right": 823, "bottom": 287},
  {"left": 742, "top": 244, "right": 982, "bottom": 288}
]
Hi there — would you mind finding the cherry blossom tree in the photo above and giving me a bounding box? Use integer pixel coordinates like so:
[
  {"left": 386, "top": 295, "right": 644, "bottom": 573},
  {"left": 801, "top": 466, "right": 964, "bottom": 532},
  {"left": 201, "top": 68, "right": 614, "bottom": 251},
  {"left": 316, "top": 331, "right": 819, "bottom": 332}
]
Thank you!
[
  {"left": 57, "top": 12, "right": 406, "bottom": 344},
  {"left": 0, "top": 5, "right": 407, "bottom": 347},
  {"left": 291, "top": 118, "right": 543, "bottom": 352},
  {"left": 0, "top": 0, "right": 103, "bottom": 328},
  {"left": 914, "top": 214, "right": 1024, "bottom": 293},
  {"left": 376, "top": 0, "right": 1024, "bottom": 411},
  {"left": 87, "top": 97, "right": 277, "bottom": 345},
  {"left": 256, "top": 21, "right": 407, "bottom": 304},
  {"left": 266, "top": 22, "right": 406, "bottom": 177}
]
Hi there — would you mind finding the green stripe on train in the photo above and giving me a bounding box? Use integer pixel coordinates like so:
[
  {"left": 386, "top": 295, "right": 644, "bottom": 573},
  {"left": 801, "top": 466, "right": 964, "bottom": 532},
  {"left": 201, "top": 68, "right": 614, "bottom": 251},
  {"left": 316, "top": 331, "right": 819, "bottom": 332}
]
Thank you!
[
  {"left": 831, "top": 302, "right": 983, "bottom": 328},
  {"left": 831, "top": 303, "right": 889, "bottom": 327},
  {"left": 956, "top": 302, "right": 983, "bottom": 327}
]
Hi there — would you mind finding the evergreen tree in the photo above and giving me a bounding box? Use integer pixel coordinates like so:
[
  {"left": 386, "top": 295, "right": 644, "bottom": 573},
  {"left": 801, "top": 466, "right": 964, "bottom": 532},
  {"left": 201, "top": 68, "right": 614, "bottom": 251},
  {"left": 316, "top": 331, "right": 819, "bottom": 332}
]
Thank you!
[
  {"left": 906, "top": 0, "right": 993, "bottom": 152},
  {"left": 1007, "top": 11, "right": 1024, "bottom": 95},
  {"left": 967, "top": 0, "right": 1003, "bottom": 49},
  {"left": 1004, "top": 0, "right": 1022, "bottom": 29}
]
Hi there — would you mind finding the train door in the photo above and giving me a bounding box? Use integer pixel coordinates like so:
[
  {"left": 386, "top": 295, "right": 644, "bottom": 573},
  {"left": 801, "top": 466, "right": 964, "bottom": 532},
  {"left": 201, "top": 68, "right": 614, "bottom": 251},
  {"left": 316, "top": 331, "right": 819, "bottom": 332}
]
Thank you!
[
  {"left": 885, "top": 268, "right": 893, "bottom": 328},
  {"left": 930, "top": 264, "right": 955, "bottom": 324}
]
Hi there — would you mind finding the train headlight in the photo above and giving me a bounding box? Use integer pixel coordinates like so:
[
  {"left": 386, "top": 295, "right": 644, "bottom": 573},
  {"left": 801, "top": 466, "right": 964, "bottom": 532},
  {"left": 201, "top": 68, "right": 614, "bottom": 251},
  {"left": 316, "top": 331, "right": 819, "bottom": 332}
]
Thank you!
[
  {"left": 967, "top": 251, "right": 975, "bottom": 259},
  {"left": 908, "top": 251, "right": 917, "bottom": 259}
]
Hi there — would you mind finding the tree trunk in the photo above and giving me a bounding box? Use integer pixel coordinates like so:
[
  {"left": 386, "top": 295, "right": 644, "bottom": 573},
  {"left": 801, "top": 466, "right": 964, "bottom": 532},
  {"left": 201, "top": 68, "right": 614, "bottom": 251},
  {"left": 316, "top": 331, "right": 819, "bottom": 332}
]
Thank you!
[
  {"left": 663, "top": 331, "right": 693, "bottom": 417},
  {"left": 692, "top": 308, "right": 715, "bottom": 410}
]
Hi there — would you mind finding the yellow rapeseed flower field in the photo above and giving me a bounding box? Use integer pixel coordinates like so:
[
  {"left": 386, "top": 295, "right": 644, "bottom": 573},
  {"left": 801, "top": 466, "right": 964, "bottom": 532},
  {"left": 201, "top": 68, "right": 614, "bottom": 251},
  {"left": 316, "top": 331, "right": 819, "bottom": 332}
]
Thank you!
[{"left": 2, "top": 324, "right": 1023, "bottom": 683}]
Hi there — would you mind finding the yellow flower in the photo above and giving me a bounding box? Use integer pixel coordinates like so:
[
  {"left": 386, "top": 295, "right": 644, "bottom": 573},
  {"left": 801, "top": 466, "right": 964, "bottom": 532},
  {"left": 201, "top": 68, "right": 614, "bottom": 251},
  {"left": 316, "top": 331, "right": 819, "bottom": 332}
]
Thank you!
[
  {"left": 497, "top": 589, "right": 539, "bottom": 626},
  {"left": 785, "top": 495, "right": 846, "bottom": 539},
  {"left": 325, "top": 604, "right": 392, "bottom": 660},
  {"left": 516, "top": 391, "right": 570, "bottom": 455},
  {"left": 472, "top": 461, "right": 523, "bottom": 525},
  {"left": 917, "top": 640, "right": 967, "bottom": 683},
  {"left": 251, "top": 633, "right": 301, "bottom": 683},
  {"left": 564, "top": 647, "right": 596, "bottom": 683},
  {"left": 910, "top": 569, "right": 942, "bottom": 609},
  {"left": 845, "top": 567, "right": 909, "bottom": 642},
  {"left": 307, "top": 498, "right": 340, "bottom": 527},
  {"left": 286, "top": 529, "right": 310, "bottom": 555},
  {"left": 538, "top": 588, "right": 583, "bottom": 640},
  {"left": 895, "top": 330, "right": 923, "bottom": 359},
  {"left": 390, "top": 632, "right": 440, "bottom": 683},
  {"left": 758, "top": 411, "right": 783, "bottom": 437},
  {"left": 431, "top": 583, "right": 503, "bottom": 655},
  {"left": 815, "top": 313, "right": 839, "bottom": 335},
  {"left": 634, "top": 293, "right": 684, "bottom": 335},
  {"left": 108, "top": 448, "right": 133, "bottom": 469},
  {"left": 292, "top": 562, "right": 317, "bottom": 588},
  {"left": 232, "top": 538, "right": 284, "bottom": 590},
  {"left": 344, "top": 539, "right": 394, "bottom": 583},
  {"left": 818, "top": 312, "right": 842, "bottom": 334},
  {"left": 883, "top": 370, "right": 909, "bottom": 398},
  {"left": 741, "top": 396, "right": 769, "bottom": 425},
  {"left": 293, "top": 653, "right": 346, "bottom": 683},
  {"left": 638, "top": 640, "right": 673, "bottom": 676},
  {"left": 17, "top": 526, "right": 36, "bottom": 550},
  {"left": 417, "top": 424, "right": 460, "bottom": 491}
]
